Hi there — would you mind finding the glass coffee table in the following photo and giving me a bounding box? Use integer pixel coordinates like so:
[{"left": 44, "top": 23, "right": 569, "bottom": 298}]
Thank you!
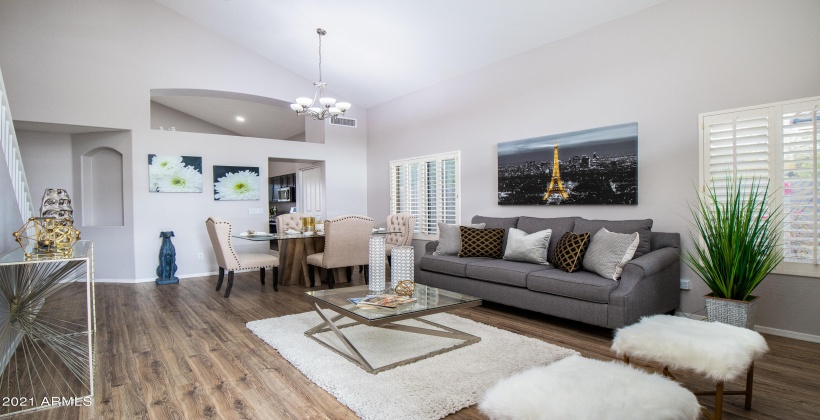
[{"left": 304, "top": 284, "right": 482, "bottom": 374}]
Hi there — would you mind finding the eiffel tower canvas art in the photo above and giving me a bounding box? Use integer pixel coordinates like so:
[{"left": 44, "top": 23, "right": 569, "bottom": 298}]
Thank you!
[{"left": 497, "top": 123, "right": 638, "bottom": 205}]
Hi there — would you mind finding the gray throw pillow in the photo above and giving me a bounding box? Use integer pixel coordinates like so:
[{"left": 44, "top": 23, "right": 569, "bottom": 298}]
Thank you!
[
  {"left": 582, "top": 228, "right": 639, "bottom": 280},
  {"left": 502, "top": 228, "right": 552, "bottom": 265},
  {"left": 574, "top": 218, "right": 652, "bottom": 258},
  {"left": 434, "top": 223, "right": 486, "bottom": 255}
]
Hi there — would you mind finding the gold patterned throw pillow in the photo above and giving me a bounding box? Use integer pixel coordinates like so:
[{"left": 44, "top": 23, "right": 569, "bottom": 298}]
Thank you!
[
  {"left": 553, "top": 232, "right": 591, "bottom": 273},
  {"left": 458, "top": 227, "right": 505, "bottom": 258}
]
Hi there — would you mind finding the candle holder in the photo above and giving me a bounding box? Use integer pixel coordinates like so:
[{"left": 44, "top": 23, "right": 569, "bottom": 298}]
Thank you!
[
  {"left": 390, "top": 246, "right": 414, "bottom": 290},
  {"left": 368, "top": 236, "right": 386, "bottom": 292}
]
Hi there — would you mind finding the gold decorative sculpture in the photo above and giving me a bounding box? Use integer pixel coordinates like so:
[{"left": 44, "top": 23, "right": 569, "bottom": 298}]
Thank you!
[
  {"left": 394, "top": 280, "right": 416, "bottom": 297},
  {"left": 13, "top": 217, "right": 81, "bottom": 259}
]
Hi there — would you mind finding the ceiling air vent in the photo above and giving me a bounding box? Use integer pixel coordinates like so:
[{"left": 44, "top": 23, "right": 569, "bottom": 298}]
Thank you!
[{"left": 330, "top": 116, "right": 357, "bottom": 128}]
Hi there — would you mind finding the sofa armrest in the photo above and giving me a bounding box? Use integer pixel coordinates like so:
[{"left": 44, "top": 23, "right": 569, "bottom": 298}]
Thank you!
[
  {"left": 621, "top": 247, "right": 679, "bottom": 280},
  {"left": 425, "top": 240, "right": 439, "bottom": 255},
  {"left": 607, "top": 247, "right": 681, "bottom": 328}
]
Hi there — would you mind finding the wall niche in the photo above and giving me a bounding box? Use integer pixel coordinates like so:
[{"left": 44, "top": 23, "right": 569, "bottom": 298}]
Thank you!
[{"left": 81, "top": 147, "right": 124, "bottom": 226}]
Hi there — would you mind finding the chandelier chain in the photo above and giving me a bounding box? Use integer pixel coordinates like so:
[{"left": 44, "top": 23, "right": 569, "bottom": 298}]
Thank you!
[{"left": 317, "top": 31, "right": 323, "bottom": 83}]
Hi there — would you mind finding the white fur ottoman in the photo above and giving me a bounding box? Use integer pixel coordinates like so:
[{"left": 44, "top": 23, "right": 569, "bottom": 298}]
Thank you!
[
  {"left": 478, "top": 355, "right": 700, "bottom": 420},
  {"left": 612, "top": 315, "right": 769, "bottom": 420}
]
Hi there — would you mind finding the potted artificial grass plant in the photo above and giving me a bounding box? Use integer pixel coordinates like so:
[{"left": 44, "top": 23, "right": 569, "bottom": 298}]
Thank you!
[{"left": 685, "top": 177, "right": 783, "bottom": 329}]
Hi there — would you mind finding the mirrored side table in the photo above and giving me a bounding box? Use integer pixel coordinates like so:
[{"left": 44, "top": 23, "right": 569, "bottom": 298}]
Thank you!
[{"left": 0, "top": 240, "right": 95, "bottom": 418}]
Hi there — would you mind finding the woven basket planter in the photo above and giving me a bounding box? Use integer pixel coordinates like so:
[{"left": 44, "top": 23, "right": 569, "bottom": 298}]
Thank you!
[{"left": 705, "top": 294, "right": 760, "bottom": 330}]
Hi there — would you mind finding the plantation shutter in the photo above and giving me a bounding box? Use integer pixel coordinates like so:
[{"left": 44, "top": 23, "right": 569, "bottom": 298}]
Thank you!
[
  {"left": 390, "top": 152, "right": 460, "bottom": 235},
  {"left": 700, "top": 96, "right": 820, "bottom": 277},
  {"left": 702, "top": 108, "right": 773, "bottom": 200},
  {"left": 781, "top": 99, "right": 820, "bottom": 265}
]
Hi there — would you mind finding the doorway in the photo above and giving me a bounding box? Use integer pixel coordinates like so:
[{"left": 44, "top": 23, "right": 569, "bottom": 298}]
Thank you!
[{"left": 299, "top": 165, "right": 325, "bottom": 221}]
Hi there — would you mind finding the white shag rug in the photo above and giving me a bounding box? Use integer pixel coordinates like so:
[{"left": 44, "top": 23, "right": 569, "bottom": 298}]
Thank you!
[{"left": 247, "top": 311, "right": 577, "bottom": 420}]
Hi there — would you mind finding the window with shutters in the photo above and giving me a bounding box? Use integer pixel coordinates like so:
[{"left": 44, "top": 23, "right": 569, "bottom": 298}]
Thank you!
[
  {"left": 700, "top": 96, "right": 820, "bottom": 277},
  {"left": 390, "top": 151, "right": 460, "bottom": 236}
]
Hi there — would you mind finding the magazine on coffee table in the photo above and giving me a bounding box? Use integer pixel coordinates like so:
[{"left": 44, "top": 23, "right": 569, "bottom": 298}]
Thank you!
[{"left": 348, "top": 294, "right": 416, "bottom": 309}]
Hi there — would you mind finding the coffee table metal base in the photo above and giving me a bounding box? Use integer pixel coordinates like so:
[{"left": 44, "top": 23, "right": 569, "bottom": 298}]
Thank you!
[{"left": 305, "top": 302, "right": 481, "bottom": 374}]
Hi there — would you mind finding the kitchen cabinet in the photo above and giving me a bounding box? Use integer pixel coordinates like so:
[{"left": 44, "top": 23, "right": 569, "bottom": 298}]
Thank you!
[{"left": 269, "top": 173, "right": 296, "bottom": 202}]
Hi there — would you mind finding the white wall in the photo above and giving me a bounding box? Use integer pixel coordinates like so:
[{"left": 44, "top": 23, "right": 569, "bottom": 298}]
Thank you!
[
  {"left": 150, "top": 101, "right": 239, "bottom": 136},
  {"left": 366, "top": 0, "right": 820, "bottom": 337},
  {"left": 16, "top": 130, "right": 74, "bottom": 208},
  {"left": 0, "top": 0, "right": 368, "bottom": 281},
  {"left": 73, "top": 131, "right": 136, "bottom": 280}
]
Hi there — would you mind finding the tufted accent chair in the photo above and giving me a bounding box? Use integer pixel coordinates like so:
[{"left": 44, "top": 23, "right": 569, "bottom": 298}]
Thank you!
[
  {"left": 275, "top": 213, "right": 304, "bottom": 235},
  {"left": 205, "top": 216, "right": 279, "bottom": 297},
  {"left": 306, "top": 215, "right": 374, "bottom": 288},
  {"left": 385, "top": 213, "right": 417, "bottom": 260}
]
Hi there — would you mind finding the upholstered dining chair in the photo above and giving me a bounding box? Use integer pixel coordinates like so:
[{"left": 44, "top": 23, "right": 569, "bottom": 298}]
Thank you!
[
  {"left": 306, "top": 215, "right": 374, "bottom": 288},
  {"left": 275, "top": 212, "right": 304, "bottom": 236},
  {"left": 205, "top": 216, "right": 279, "bottom": 298},
  {"left": 385, "top": 213, "right": 416, "bottom": 265},
  {"left": 275, "top": 212, "right": 304, "bottom": 256}
]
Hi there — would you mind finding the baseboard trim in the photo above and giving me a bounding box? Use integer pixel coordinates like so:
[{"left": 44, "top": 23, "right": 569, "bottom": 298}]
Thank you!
[
  {"left": 754, "top": 325, "right": 820, "bottom": 344},
  {"left": 101, "top": 270, "right": 251, "bottom": 284},
  {"left": 676, "top": 312, "right": 820, "bottom": 343}
]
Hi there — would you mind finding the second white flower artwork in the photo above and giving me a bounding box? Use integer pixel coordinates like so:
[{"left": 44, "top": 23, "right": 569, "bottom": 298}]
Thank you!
[
  {"left": 213, "top": 165, "right": 261, "bottom": 201},
  {"left": 148, "top": 154, "right": 203, "bottom": 193}
]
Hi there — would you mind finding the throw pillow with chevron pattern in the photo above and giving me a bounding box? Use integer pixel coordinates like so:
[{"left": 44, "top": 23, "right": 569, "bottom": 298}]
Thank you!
[{"left": 458, "top": 226, "right": 505, "bottom": 258}]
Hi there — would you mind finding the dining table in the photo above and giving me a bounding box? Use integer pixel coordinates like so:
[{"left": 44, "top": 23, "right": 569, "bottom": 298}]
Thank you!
[{"left": 232, "top": 229, "right": 399, "bottom": 287}]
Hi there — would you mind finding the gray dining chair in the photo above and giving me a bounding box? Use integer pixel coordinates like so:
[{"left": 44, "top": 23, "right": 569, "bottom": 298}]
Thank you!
[{"left": 205, "top": 216, "right": 279, "bottom": 297}]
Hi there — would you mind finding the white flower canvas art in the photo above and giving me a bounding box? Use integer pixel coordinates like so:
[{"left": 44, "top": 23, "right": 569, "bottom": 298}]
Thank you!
[
  {"left": 213, "top": 165, "right": 261, "bottom": 201},
  {"left": 148, "top": 154, "right": 203, "bottom": 193}
]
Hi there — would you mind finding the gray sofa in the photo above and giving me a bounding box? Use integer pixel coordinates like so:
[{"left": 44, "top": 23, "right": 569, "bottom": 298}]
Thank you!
[{"left": 418, "top": 215, "right": 681, "bottom": 329}]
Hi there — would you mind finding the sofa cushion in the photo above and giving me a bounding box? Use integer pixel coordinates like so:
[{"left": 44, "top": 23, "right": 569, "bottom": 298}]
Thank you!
[
  {"left": 419, "top": 254, "right": 485, "bottom": 277},
  {"left": 459, "top": 227, "right": 505, "bottom": 259},
  {"left": 433, "top": 222, "right": 485, "bottom": 255},
  {"left": 527, "top": 269, "right": 620, "bottom": 303},
  {"left": 503, "top": 228, "right": 552, "bottom": 265},
  {"left": 471, "top": 215, "right": 519, "bottom": 230},
  {"left": 517, "top": 216, "right": 579, "bottom": 264},
  {"left": 553, "top": 232, "right": 591, "bottom": 273},
  {"left": 583, "top": 228, "right": 640, "bottom": 280},
  {"left": 574, "top": 218, "right": 653, "bottom": 257},
  {"left": 465, "top": 259, "right": 552, "bottom": 288}
]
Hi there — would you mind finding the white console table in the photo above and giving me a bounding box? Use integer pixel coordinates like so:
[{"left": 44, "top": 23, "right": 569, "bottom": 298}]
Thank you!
[{"left": 0, "top": 240, "right": 95, "bottom": 418}]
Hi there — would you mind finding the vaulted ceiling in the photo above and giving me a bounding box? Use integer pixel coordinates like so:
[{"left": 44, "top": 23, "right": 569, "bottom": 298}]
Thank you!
[{"left": 153, "top": 0, "right": 668, "bottom": 108}]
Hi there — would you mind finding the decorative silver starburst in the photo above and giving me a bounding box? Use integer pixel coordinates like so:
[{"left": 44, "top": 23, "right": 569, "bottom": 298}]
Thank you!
[{"left": 0, "top": 260, "right": 91, "bottom": 417}]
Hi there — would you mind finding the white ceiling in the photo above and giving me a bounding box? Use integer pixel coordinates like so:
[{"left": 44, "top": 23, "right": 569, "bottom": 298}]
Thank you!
[{"left": 152, "top": 0, "right": 668, "bottom": 108}]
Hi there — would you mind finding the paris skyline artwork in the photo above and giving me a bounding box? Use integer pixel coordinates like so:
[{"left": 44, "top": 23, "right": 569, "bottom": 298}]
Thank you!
[{"left": 497, "top": 122, "right": 638, "bottom": 205}]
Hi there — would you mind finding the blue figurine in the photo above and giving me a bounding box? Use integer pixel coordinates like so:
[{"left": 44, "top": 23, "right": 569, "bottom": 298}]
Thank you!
[{"left": 156, "top": 231, "right": 179, "bottom": 285}]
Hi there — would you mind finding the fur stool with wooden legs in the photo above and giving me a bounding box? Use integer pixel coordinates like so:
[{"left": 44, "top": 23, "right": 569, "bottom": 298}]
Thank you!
[{"left": 612, "top": 315, "right": 768, "bottom": 420}]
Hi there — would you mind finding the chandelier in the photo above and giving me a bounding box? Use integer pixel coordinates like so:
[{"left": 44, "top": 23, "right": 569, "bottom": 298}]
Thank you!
[{"left": 290, "top": 28, "right": 351, "bottom": 120}]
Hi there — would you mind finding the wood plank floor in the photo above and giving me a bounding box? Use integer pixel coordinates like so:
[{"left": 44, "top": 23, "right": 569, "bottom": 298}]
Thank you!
[{"left": 9, "top": 271, "right": 820, "bottom": 419}]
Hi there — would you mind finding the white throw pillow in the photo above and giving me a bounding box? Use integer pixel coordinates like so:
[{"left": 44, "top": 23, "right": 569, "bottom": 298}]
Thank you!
[
  {"left": 582, "top": 228, "right": 639, "bottom": 280},
  {"left": 433, "top": 223, "right": 486, "bottom": 255},
  {"left": 502, "top": 228, "right": 552, "bottom": 265}
]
